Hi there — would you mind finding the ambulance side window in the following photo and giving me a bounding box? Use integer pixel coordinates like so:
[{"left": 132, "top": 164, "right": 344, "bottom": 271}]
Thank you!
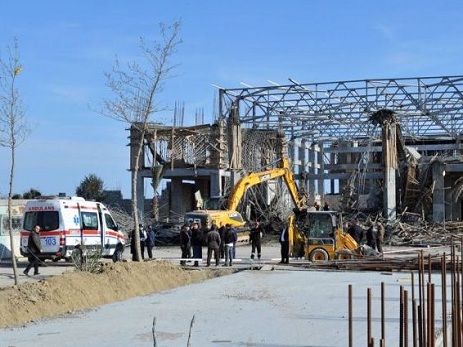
[
  {"left": 104, "top": 214, "right": 118, "bottom": 230},
  {"left": 81, "top": 212, "right": 98, "bottom": 230}
]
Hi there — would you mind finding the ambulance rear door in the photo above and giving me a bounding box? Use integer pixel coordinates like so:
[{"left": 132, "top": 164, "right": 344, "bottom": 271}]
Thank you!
[{"left": 22, "top": 202, "right": 61, "bottom": 257}]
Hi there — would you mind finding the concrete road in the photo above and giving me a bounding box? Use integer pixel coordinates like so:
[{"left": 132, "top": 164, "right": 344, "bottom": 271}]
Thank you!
[
  {"left": 0, "top": 242, "right": 452, "bottom": 289},
  {"left": 0, "top": 244, "right": 452, "bottom": 346},
  {"left": 0, "top": 243, "right": 284, "bottom": 289},
  {"left": 1, "top": 262, "right": 447, "bottom": 346}
]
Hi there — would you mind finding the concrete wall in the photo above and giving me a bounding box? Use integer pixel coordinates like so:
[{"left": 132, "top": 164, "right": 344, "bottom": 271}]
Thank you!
[{"left": 0, "top": 200, "right": 27, "bottom": 260}]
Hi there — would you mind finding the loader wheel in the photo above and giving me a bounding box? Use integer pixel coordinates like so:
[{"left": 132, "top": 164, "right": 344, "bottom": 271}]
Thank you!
[{"left": 309, "top": 248, "right": 329, "bottom": 262}]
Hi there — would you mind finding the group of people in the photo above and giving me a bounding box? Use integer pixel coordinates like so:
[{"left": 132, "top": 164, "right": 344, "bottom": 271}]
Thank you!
[
  {"left": 178, "top": 220, "right": 293, "bottom": 266},
  {"left": 130, "top": 224, "right": 157, "bottom": 261},
  {"left": 179, "top": 222, "right": 238, "bottom": 267},
  {"left": 347, "top": 219, "right": 385, "bottom": 253}
]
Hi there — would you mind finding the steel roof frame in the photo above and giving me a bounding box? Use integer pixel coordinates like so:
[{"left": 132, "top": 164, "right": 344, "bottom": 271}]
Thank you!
[{"left": 218, "top": 75, "right": 463, "bottom": 144}]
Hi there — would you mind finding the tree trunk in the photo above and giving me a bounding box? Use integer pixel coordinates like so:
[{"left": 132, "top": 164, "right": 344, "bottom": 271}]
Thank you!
[
  {"left": 8, "top": 143, "right": 19, "bottom": 285},
  {"left": 131, "top": 131, "right": 146, "bottom": 261}
]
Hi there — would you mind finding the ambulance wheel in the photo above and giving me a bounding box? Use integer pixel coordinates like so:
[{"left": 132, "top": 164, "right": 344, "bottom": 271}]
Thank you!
[{"left": 309, "top": 248, "right": 329, "bottom": 262}]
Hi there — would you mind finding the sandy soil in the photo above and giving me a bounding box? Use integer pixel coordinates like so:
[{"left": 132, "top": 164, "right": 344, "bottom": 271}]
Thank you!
[{"left": 0, "top": 261, "right": 235, "bottom": 328}]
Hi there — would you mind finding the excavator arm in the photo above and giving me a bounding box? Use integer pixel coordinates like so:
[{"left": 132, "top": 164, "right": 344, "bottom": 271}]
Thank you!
[
  {"left": 226, "top": 167, "right": 288, "bottom": 211},
  {"left": 281, "top": 157, "right": 307, "bottom": 210},
  {"left": 226, "top": 157, "right": 307, "bottom": 212}
]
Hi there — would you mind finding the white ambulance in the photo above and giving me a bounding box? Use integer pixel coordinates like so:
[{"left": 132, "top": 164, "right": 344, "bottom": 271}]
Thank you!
[{"left": 20, "top": 196, "right": 125, "bottom": 262}]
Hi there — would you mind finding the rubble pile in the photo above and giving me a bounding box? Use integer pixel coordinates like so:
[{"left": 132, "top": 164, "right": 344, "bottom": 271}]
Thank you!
[{"left": 389, "top": 219, "right": 463, "bottom": 247}]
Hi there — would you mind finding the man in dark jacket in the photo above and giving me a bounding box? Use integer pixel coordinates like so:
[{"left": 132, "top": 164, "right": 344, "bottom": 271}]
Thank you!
[
  {"left": 190, "top": 223, "right": 203, "bottom": 267},
  {"left": 348, "top": 219, "right": 364, "bottom": 245},
  {"left": 179, "top": 224, "right": 191, "bottom": 265},
  {"left": 218, "top": 222, "right": 226, "bottom": 259},
  {"left": 366, "top": 222, "right": 377, "bottom": 250},
  {"left": 279, "top": 226, "right": 290, "bottom": 264},
  {"left": 223, "top": 224, "right": 237, "bottom": 266},
  {"left": 24, "top": 224, "right": 42, "bottom": 276},
  {"left": 249, "top": 221, "right": 262, "bottom": 260},
  {"left": 145, "top": 225, "right": 156, "bottom": 259},
  {"left": 206, "top": 227, "right": 221, "bottom": 266}
]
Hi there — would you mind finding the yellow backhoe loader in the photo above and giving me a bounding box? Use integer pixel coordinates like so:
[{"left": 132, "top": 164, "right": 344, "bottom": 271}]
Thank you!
[{"left": 289, "top": 210, "right": 360, "bottom": 261}]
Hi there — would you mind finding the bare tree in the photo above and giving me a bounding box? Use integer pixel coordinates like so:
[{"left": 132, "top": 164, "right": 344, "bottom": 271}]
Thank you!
[
  {"left": 100, "top": 21, "right": 181, "bottom": 261},
  {"left": 0, "top": 38, "right": 30, "bottom": 285}
]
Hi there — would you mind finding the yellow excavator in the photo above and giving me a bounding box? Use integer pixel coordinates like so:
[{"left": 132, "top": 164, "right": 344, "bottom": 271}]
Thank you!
[
  {"left": 184, "top": 157, "right": 304, "bottom": 236},
  {"left": 184, "top": 156, "right": 360, "bottom": 260}
]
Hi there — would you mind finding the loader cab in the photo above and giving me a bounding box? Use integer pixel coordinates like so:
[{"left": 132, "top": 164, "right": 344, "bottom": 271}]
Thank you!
[
  {"left": 305, "top": 211, "right": 337, "bottom": 241},
  {"left": 293, "top": 210, "right": 343, "bottom": 261},
  {"left": 294, "top": 211, "right": 337, "bottom": 236}
]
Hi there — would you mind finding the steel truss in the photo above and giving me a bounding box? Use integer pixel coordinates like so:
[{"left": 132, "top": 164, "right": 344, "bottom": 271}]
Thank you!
[{"left": 218, "top": 75, "right": 463, "bottom": 143}]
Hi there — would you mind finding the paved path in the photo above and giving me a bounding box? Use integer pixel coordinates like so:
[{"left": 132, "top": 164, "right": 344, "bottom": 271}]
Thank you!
[
  {"left": 0, "top": 243, "right": 284, "bottom": 289},
  {"left": 0, "top": 244, "right": 454, "bottom": 346},
  {"left": 0, "top": 263, "right": 447, "bottom": 346},
  {"left": 0, "top": 243, "right": 453, "bottom": 289}
]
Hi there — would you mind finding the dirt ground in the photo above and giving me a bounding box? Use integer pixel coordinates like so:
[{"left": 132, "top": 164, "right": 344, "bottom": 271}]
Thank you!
[{"left": 0, "top": 261, "right": 235, "bottom": 329}]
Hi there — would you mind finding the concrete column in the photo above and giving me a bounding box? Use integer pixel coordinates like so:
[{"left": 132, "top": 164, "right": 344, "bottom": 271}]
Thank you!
[
  {"left": 384, "top": 167, "right": 396, "bottom": 222},
  {"left": 209, "top": 171, "right": 222, "bottom": 197},
  {"left": 380, "top": 112, "right": 398, "bottom": 223},
  {"left": 299, "top": 140, "right": 308, "bottom": 194},
  {"left": 317, "top": 142, "right": 325, "bottom": 204},
  {"left": 330, "top": 146, "right": 336, "bottom": 194},
  {"left": 228, "top": 101, "right": 242, "bottom": 188},
  {"left": 308, "top": 144, "right": 316, "bottom": 203},
  {"left": 432, "top": 164, "right": 446, "bottom": 222},
  {"left": 170, "top": 178, "right": 185, "bottom": 217}
]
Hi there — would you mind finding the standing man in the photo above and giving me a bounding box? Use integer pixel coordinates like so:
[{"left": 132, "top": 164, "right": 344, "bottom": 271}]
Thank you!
[
  {"left": 376, "top": 221, "right": 385, "bottom": 253},
  {"left": 206, "top": 226, "right": 221, "bottom": 266},
  {"left": 23, "top": 224, "right": 42, "bottom": 276},
  {"left": 139, "top": 224, "right": 147, "bottom": 260},
  {"left": 145, "top": 225, "right": 156, "bottom": 259},
  {"left": 218, "top": 222, "right": 226, "bottom": 259},
  {"left": 179, "top": 224, "right": 191, "bottom": 265},
  {"left": 190, "top": 223, "right": 203, "bottom": 267},
  {"left": 130, "top": 228, "right": 137, "bottom": 261},
  {"left": 348, "top": 219, "right": 364, "bottom": 245},
  {"left": 223, "top": 224, "right": 236, "bottom": 266},
  {"left": 249, "top": 221, "right": 262, "bottom": 260},
  {"left": 231, "top": 225, "right": 238, "bottom": 259},
  {"left": 279, "top": 226, "right": 289, "bottom": 264},
  {"left": 366, "top": 222, "right": 377, "bottom": 250}
]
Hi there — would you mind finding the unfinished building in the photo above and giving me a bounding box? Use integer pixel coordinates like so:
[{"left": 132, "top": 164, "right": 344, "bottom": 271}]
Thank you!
[{"left": 130, "top": 75, "right": 463, "bottom": 226}]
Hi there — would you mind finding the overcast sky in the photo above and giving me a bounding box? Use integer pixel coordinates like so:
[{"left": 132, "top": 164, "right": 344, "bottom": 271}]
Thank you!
[{"left": 1, "top": 0, "right": 462, "bottom": 198}]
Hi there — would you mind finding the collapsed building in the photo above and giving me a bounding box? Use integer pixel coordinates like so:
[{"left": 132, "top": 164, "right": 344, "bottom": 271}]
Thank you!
[{"left": 129, "top": 75, "right": 463, "bottom": 231}]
